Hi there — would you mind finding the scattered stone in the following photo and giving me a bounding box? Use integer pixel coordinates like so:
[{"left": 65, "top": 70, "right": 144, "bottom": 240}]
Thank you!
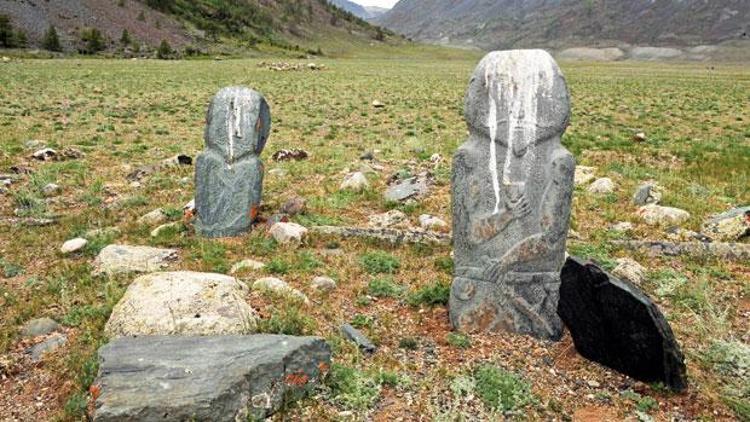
[
  {"left": 150, "top": 222, "right": 181, "bottom": 237},
  {"left": 0, "top": 217, "right": 56, "bottom": 227},
  {"left": 27, "top": 334, "right": 67, "bottom": 362},
  {"left": 614, "top": 240, "right": 750, "bottom": 262},
  {"left": 60, "top": 238, "right": 87, "bottom": 254},
  {"left": 665, "top": 227, "right": 710, "bottom": 243},
  {"left": 310, "top": 276, "right": 336, "bottom": 292},
  {"left": 632, "top": 182, "right": 662, "bottom": 206},
  {"left": 368, "top": 210, "right": 408, "bottom": 228},
  {"left": 10, "top": 165, "right": 33, "bottom": 175},
  {"left": 341, "top": 323, "right": 376, "bottom": 353},
  {"left": 340, "top": 171, "right": 369, "bottom": 192},
  {"left": 558, "top": 257, "right": 688, "bottom": 391},
  {"left": 280, "top": 196, "right": 306, "bottom": 216},
  {"left": 183, "top": 199, "right": 196, "bottom": 221},
  {"left": 31, "top": 148, "right": 57, "bottom": 161},
  {"left": 253, "top": 277, "right": 308, "bottom": 302},
  {"left": 60, "top": 147, "right": 85, "bottom": 160},
  {"left": 702, "top": 206, "right": 750, "bottom": 241},
  {"left": 126, "top": 154, "right": 192, "bottom": 181},
  {"left": 637, "top": 204, "right": 690, "bottom": 226},
  {"left": 586, "top": 380, "right": 601, "bottom": 388},
  {"left": 384, "top": 174, "right": 430, "bottom": 202},
  {"left": 574, "top": 166, "right": 596, "bottom": 186},
  {"left": 311, "top": 225, "right": 450, "bottom": 245},
  {"left": 272, "top": 149, "right": 308, "bottom": 162},
  {"left": 372, "top": 100, "right": 385, "bottom": 108},
  {"left": 633, "top": 132, "right": 647, "bottom": 142},
  {"left": 138, "top": 208, "right": 168, "bottom": 226},
  {"left": 105, "top": 271, "right": 257, "bottom": 337},
  {"left": 359, "top": 150, "right": 375, "bottom": 161},
  {"left": 612, "top": 257, "right": 647, "bottom": 286},
  {"left": 93, "top": 244, "right": 178, "bottom": 276},
  {"left": 196, "top": 87, "right": 269, "bottom": 238},
  {"left": 21, "top": 317, "right": 59, "bottom": 337},
  {"left": 610, "top": 222, "right": 634, "bottom": 233},
  {"left": 92, "top": 335, "right": 331, "bottom": 421},
  {"left": 24, "top": 140, "right": 45, "bottom": 150},
  {"left": 587, "top": 177, "right": 615, "bottom": 194},
  {"left": 230, "top": 259, "right": 266, "bottom": 274},
  {"left": 40, "top": 183, "right": 61, "bottom": 197},
  {"left": 269, "top": 222, "right": 308, "bottom": 244},
  {"left": 419, "top": 214, "right": 448, "bottom": 230},
  {"left": 450, "top": 50, "right": 574, "bottom": 341}
]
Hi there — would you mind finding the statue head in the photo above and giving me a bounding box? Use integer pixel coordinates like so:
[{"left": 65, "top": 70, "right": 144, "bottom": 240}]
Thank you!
[{"left": 204, "top": 86, "right": 271, "bottom": 163}]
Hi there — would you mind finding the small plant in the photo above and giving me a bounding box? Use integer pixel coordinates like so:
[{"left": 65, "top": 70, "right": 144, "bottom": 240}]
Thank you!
[
  {"left": 326, "top": 364, "right": 381, "bottom": 410},
  {"left": 473, "top": 365, "right": 534, "bottom": 412},
  {"left": 446, "top": 332, "right": 471, "bottom": 349},
  {"left": 295, "top": 251, "right": 321, "bottom": 272},
  {"left": 0, "top": 258, "right": 24, "bottom": 278},
  {"left": 434, "top": 256, "right": 454, "bottom": 274},
  {"left": 265, "top": 258, "right": 290, "bottom": 275},
  {"left": 636, "top": 396, "right": 658, "bottom": 413},
  {"left": 190, "top": 241, "right": 229, "bottom": 273},
  {"left": 367, "top": 277, "right": 404, "bottom": 298},
  {"left": 351, "top": 314, "right": 373, "bottom": 329},
  {"left": 407, "top": 280, "right": 450, "bottom": 307},
  {"left": 247, "top": 235, "right": 277, "bottom": 256},
  {"left": 42, "top": 25, "right": 62, "bottom": 52},
  {"left": 256, "top": 299, "right": 316, "bottom": 336},
  {"left": 398, "top": 337, "right": 418, "bottom": 350},
  {"left": 354, "top": 295, "right": 372, "bottom": 307},
  {"left": 157, "top": 39, "right": 173, "bottom": 59},
  {"left": 360, "top": 251, "right": 400, "bottom": 275}
]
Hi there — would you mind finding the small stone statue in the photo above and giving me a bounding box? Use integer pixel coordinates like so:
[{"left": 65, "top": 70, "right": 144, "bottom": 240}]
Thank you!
[
  {"left": 450, "top": 50, "right": 575, "bottom": 340},
  {"left": 195, "top": 87, "right": 271, "bottom": 238}
]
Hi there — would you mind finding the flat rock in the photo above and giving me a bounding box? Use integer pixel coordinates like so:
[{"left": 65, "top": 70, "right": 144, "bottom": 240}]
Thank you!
[
  {"left": 137, "top": 208, "right": 168, "bottom": 226},
  {"left": 610, "top": 222, "right": 634, "bottom": 233},
  {"left": 28, "top": 334, "right": 67, "bottom": 361},
  {"left": 612, "top": 257, "right": 647, "bottom": 286},
  {"left": 253, "top": 277, "right": 308, "bottom": 302},
  {"left": 340, "top": 171, "right": 369, "bottom": 192},
  {"left": 93, "top": 335, "right": 331, "bottom": 421},
  {"left": 269, "top": 222, "right": 308, "bottom": 244},
  {"left": 60, "top": 238, "right": 87, "bottom": 254},
  {"left": 93, "top": 245, "right": 178, "bottom": 276},
  {"left": 42, "top": 183, "right": 61, "bottom": 197},
  {"left": 632, "top": 182, "right": 662, "bottom": 206},
  {"left": 702, "top": 206, "right": 750, "bottom": 241},
  {"left": 558, "top": 257, "right": 687, "bottom": 391},
  {"left": 21, "top": 317, "right": 59, "bottom": 337},
  {"left": 419, "top": 214, "right": 448, "bottom": 230},
  {"left": 105, "top": 271, "right": 257, "bottom": 337},
  {"left": 574, "top": 166, "right": 596, "bottom": 186},
  {"left": 280, "top": 196, "right": 306, "bottom": 216},
  {"left": 587, "top": 177, "right": 615, "bottom": 194},
  {"left": 368, "top": 210, "right": 408, "bottom": 228},
  {"left": 637, "top": 204, "right": 690, "bottom": 226},
  {"left": 341, "top": 323, "right": 376, "bottom": 353},
  {"left": 310, "top": 276, "right": 336, "bottom": 292},
  {"left": 230, "top": 259, "right": 266, "bottom": 274},
  {"left": 384, "top": 175, "right": 429, "bottom": 202},
  {"left": 150, "top": 222, "right": 181, "bottom": 237}
]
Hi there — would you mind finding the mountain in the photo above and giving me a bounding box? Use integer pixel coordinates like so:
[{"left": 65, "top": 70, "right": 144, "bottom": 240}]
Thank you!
[
  {"left": 0, "top": 0, "right": 391, "bottom": 55},
  {"left": 378, "top": 0, "right": 750, "bottom": 50},
  {"left": 329, "top": 0, "right": 389, "bottom": 20}
]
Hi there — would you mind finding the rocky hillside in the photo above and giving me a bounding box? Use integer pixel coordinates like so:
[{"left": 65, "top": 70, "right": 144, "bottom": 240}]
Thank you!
[
  {"left": 329, "top": 0, "right": 388, "bottom": 20},
  {"left": 378, "top": 0, "right": 750, "bottom": 50},
  {"left": 0, "top": 0, "right": 389, "bottom": 54}
]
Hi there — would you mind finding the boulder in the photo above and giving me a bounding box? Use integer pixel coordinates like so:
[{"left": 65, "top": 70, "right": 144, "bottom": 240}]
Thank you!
[
  {"left": 632, "top": 182, "right": 662, "bottom": 206},
  {"left": 340, "top": 172, "right": 369, "bottom": 192},
  {"left": 368, "top": 210, "right": 408, "bottom": 228},
  {"left": 558, "top": 257, "right": 687, "bottom": 391},
  {"left": 612, "top": 257, "right": 647, "bottom": 286},
  {"left": 137, "top": 208, "right": 168, "bottom": 226},
  {"left": 702, "top": 206, "right": 750, "bottom": 241},
  {"left": 637, "top": 204, "right": 690, "bottom": 226},
  {"left": 60, "top": 238, "right": 87, "bottom": 254},
  {"left": 310, "top": 276, "right": 336, "bottom": 292},
  {"left": 269, "top": 222, "right": 308, "bottom": 244},
  {"left": 253, "top": 277, "right": 308, "bottom": 302},
  {"left": 587, "top": 177, "right": 615, "bottom": 194},
  {"left": 105, "top": 271, "right": 257, "bottom": 337},
  {"left": 574, "top": 166, "right": 596, "bottom": 186},
  {"left": 21, "top": 317, "right": 59, "bottom": 337},
  {"left": 93, "top": 335, "right": 331, "bottom": 421},
  {"left": 230, "top": 259, "right": 266, "bottom": 274},
  {"left": 93, "top": 245, "right": 178, "bottom": 276},
  {"left": 418, "top": 214, "right": 448, "bottom": 230}
]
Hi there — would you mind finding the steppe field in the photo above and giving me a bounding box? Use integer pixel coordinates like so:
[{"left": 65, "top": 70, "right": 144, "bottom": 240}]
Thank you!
[{"left": 0, "top": 57, "right": 748, "bottom": 420}]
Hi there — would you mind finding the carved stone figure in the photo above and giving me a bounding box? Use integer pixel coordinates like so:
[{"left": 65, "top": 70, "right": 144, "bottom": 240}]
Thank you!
[
  {"left": 195, "top": 87, "right": 271, "bottom": 238},
  {"left": 450, "top": 50, "right": 574, "bottom": 341}
]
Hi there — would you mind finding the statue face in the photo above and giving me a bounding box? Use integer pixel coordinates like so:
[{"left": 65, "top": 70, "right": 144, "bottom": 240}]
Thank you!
[{"left": 204, "top": 87, "right": 271, "bottom": 163}]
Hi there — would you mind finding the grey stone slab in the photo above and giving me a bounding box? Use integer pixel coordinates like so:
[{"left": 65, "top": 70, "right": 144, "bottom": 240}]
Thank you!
[
  {"left": 195, "top": 87, "right": 270, "bottom": 238},
  {"left": 450, "top": 50, "right": 574, "bottom": 341},
  {"left": 21, "top": 317, "right": 59, "bottom": 337},
  {"left": 93, "top": 335, "right": 331, "bottom": 421},
  {"left": 92, "top": 244, "right": 177, "bottom": 276},
  {"left": 341, "top": 323, "right": 376, "bottom": 353}
]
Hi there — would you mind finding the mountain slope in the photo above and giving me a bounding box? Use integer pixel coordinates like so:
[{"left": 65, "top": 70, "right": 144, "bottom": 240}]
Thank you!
[
  {"left": 0, "top": 0, "right": 390, "bottom": 54},
  {"left": 378, "top": 0, "right": 750, "bottom": 49},
  {"left": 329, "top": 0, "right": 388, "bottom": 20}
]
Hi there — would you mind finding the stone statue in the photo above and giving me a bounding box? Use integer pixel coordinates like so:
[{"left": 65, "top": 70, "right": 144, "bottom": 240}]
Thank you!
[
  {"left": 195, "top": 87, "right": 271, "bottom": 238},
  {"left": 450, "top": 50, "right": 575, "bottom": 341}
]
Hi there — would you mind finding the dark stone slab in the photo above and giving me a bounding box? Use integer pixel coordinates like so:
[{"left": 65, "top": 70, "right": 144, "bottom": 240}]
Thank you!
[
  {"left": 93, "top": 335, "right": 330, "bottom": 421},
  {"left": 558, "top": 257, "right": 687, "bottom": 391},
  {"left": 341, "top": 323, "right": 376, "bottom": 353}
]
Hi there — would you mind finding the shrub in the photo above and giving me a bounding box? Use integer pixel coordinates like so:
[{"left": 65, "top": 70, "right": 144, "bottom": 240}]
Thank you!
[
  {"left": 473, "top": 365, "right": 534, "bottom": 412},
  {"left": 407, "top": 280, "right": 450, "bottom": 307},
  {"left": 42, "top": 25, "right": 62, "bottom": 52},
  {"left": 157, "top": 39, "right": 173, "bottom": 59},
  {"left": 326, "top": 364, "right": 381, "bottom": 410},
  {"left": 446, "top": 332, "right": 471, "bottom": 349},
  {"left": 80, "top": 27, "right": 106, "bottom": 54},
  {"left": 367, "top": 277, "right": 404, "bottom": 298},
  {"left": 120, "top": 29, "right": 131, "bottom": 45},
  {"left": 360, "top": 251, "right": 400, "bottom": 275}
]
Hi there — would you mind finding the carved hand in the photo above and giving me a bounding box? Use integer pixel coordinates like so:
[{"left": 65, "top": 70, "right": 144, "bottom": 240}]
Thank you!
[{"left": 507, "top": 194, "right": 531, "bottom": 220}]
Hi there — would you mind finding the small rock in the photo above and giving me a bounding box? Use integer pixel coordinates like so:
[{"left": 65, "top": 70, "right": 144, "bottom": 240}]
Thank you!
[
  {"left": 359, "top": 151, "right": 374, "bottom": 161},
  {"left": 31, "top": 148, "right": 57, "bottom": 161},
  {"left": 574, "top": 166, "right": 596, "bottom": 186},
  {"left": 369, "top": 210, "right": 408, "bottom": 228},
  {"left": 280, "top": 196, "right": 306, "bottom": 216},
  {"left": 229, "top": 259, "right": 265, "bottom": 274},
  {"left": 418, "top": 214, "right": 448, "bottom": 230},
  {"left": 311, "top": 276, "right": 336, "bottom": 292},
  {"left": 372, "top": 100, "right": 385, "bottom": 108},
  {"left": 150, "top": 222, "right": 181, "bottom": 237},
  {"left": 384, "top": 174, "right": 430, "bottom": 202},
  {"left": 183, "top": 199, "right": 196, "bottom": 221},
  {"left": 24, "top": 139, "right": 45, "bottom": 150},
  {"left": 138, "top": 208, "right": 168, "bottom": 226},
  {"left": 612, "top": 258, "right": 647, "bottom": 286},
  {"left": 253, "top": 277, "right": 308, "bottom": 302},
  {"left": 28, "top": 334, "right": 67, "bottom": 362},
  {"left": 268, "top": 168, "right": 287, "bottom": 178},
  {"left": 93, "top": 244, "right": 178, "bottom": 276},
  {"left": 429, "top": 153, "right": 443, "bottom": 164},
  {"left": 637, "top": 204, "right": 690, "bottom": 226},
  {"left": 587, "top": 177, "right": 615, "bottom": 194},
  {"left": 610, "top": 222, "right": 634, "bottom": 233},
  {"left": 633, "top": 182, "right": 662, "bottom": 206},
  {"left": 42, "top": 183, "right": 61, "bottom": 197},
  {"left": 61, "top": 238, "right": 87, "bottom": 254},
  {"left": 341, "top": 323, "right": 376, "bottom": 353},
  {"left": 272, "top": 149, "right": 309, "bottom": 162},
  {"left": 269, "top": 222, "right": 308, "bottom": 244},
  {"left": 340, "top": 172, "right": 369, "bottom": 192},
  {"left": 633, "top": 132, "right": 647, "bottom": 142},
  {"left": 702, "top": 206, "right": 750, "bottom": 241},
  {"left": 587, "top": 380, "right": 601, "bottom": 388},
  {"left": 60, "top": 147, "right": 85, "bottom": 160},
  {"left": 21, "top": 317, "right": 59, "bottom": 337}
]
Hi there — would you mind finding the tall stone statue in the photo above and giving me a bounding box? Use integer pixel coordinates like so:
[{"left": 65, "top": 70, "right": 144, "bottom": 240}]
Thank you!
[
  {"left": 195, "top": 87, "right": 271, "bottom": 238},
  {"left": 450, "top": 50, "right": 575, "bottom": 341}
]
